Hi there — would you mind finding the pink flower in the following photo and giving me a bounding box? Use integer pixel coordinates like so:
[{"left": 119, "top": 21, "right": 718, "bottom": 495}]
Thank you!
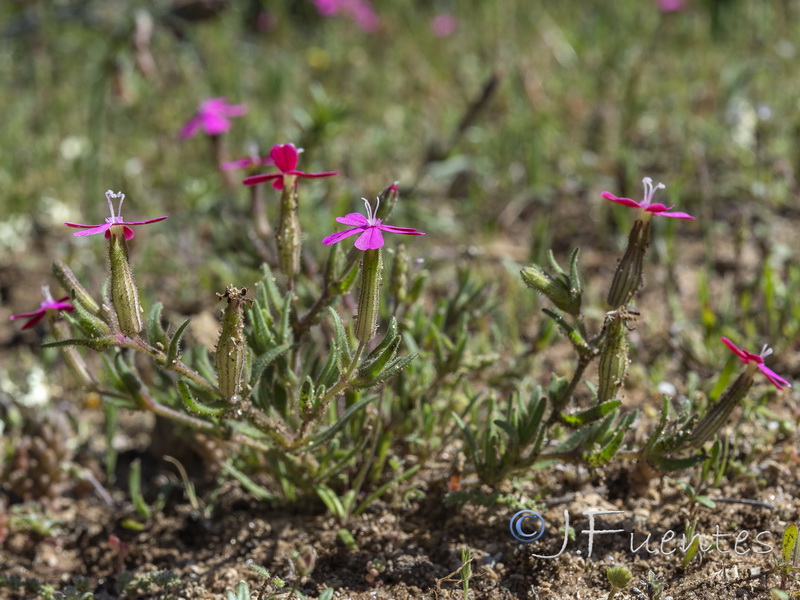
[
  {"left": 180, "top": 97, "right": 247, "bottom": 139},
  {"left": 321, "top": 197, "right": 425, "bottom": 250},
  {"left": 602, "top": 177, "right": 695, "bottom": 219},
  {"left": 242, "top": 143, "right": 338, "bottom": 190},
  {"left": 721, "top": 337, "right": 792, "bottom": 390},
  {"left": 65, "top": 191, "right": 168, "bottom": 241},
  {"left": 312, "top": 0, "right": 379, "bottom": 32},
  {"left": 430, "top": 14, "right": 456, "bottom": 37},
  {"left": 656, "top": 0, "right": 686, "bottom": 12},
  {"left": 9, "top": 286, "right": 74, "bottom": 330}
]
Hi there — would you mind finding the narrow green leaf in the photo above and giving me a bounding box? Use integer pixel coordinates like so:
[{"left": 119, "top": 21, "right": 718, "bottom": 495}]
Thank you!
[
  {"left": 249, "top": 343, "right": 294, "bottom": 387},
  {"left": 178, "top": 380, "right": 228, "bottom": 416},
  {"left": 561, "top": 400, "right": 621, "bottom": 427},
  {"left": 129, "top": 458, "right": 151, "bottom": 520},
  {"left": 306, "top": 395, "right": 376, "bottom": 451},
  {"left": 782, "top": 523, "right": 798, "bottom": 565},
  {"left": 42, "top": 337, "right": 112, "bottom": 350},
  {"left": 167, "top": 319, "right": 191, "bottom": 365},
  {"left": 146, "top": 302, "right": 168, "bottom": 347},
  {"left": 315, "top": 484, "right": 346, "bottom": 522},
  {"left": 221, "top": 461, "right": 278, "bottom": 502}
]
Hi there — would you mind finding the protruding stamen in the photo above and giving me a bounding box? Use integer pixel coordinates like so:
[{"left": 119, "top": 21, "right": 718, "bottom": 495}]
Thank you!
[
  {"left": 105, "top": 190, "right": 126, "bottom": 219},
  {"left": 41, "top": 285, "right": 54, "bottom": 303},
  {"left": 641, "top": 177, "right": 666, "bottom": 207},
  {"left": 760, "top": 344, "right": 773, "bottom": 359}
]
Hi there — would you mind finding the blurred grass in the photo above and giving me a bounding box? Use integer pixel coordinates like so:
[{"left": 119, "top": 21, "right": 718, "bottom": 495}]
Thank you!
[{"left": 2, "top": 0, "right": 799, "bottom": 390}]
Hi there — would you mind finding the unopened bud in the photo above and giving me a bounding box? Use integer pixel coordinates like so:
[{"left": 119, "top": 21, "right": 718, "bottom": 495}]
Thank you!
[
  {"left": 686, "top": 371, "right": 755, "bottom": 448},
  {"left": 215, "top": 286, "right": 251, "bottom": 402},
  {"left": 389, "top": 243, "right": 408, "bottom": 305},
  {"left": 355, "top": 249, "right": 383, "bottom": 343},
  {"left": 607, "top": 218, "right": 651, "bottom": 308},
  {"left": 277, "top": 175, "right": 300, "bottom": 278},
  {"left": 52, "top": 259, "right": 101, "bottom": 315},
  {"left": 606, "top": 566, "right": 632, "bottom": 591},
  {"left": 597, "top": 308, "right": 634, "bottom": 403},
  {"left": 521, "top": 264, "right": 580, "bottom": 316},
  {"left": 52, "top": 319, "right": 97, "bottom": 388},
  {"left": 107, "top": 227, "right": 143, "bottom": 335}
]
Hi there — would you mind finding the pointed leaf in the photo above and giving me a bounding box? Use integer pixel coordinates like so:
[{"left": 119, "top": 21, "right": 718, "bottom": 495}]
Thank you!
[{"left": 167, "top": 319, "right": 191, "bottom": 365}]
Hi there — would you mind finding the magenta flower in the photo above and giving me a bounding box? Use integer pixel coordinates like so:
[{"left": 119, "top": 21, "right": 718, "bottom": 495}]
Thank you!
[
  {"left": 9, "top": 286, "right": 74, "bottom": 330},
  {"left": 180, "top": 97, "right": 247, "bottom": 139},
  {"left": 656, "top": 0, "right": 686, "bottom": 12},
  {"left": 321, "top": 197, "right": 425, "bottom": 251},
  {"left": 602, "top": 177, "right": 695, "bottom": 220},
  {"left": 242, "top": 143, "right": 338, "bottom": 190},
  {"left": 721, "top": 337, "right": 792, "bottom": 391},
  {"left": 430, "top": 14, "right": 457, "bottom": 37},
  {"left": 65, "top": 191, "right": 168, "bottom": 241},
  {"left": 312, "top": 0, "right": 379, "bottom": 32}
]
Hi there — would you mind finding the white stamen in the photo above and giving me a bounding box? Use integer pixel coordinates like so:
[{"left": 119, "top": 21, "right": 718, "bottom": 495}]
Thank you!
[
  {"left": 362, "top": 196, "right": 381, "bottom": 222},
  {"left": 105, "top": 190, "right": 125, "bottom": 219},
  {"left": 760, "top": 344, "right": 773, "bottom": 359},
  {"left": 41, "top": 285, "right": 54, "bottom": 303},
  {"left": 641, "top": 177, "right": 666, "bottom": 207}
]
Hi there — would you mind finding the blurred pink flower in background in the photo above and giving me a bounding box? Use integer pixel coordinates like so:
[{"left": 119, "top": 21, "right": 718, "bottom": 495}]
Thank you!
[
  {"left": 180, "top": 98, "right": 247, "bottom": 139},
  {"left": 656, "top": 0, "right": 686, "bottom": 12},
  {"left": 9, "top": 287, "right": 74, "bottom": 330},
  {"left": 312, "top": 0, "right": 380, "bottom": 32},
  {"left": 430, "top": 14, "right": 456, "bottom": 37}
]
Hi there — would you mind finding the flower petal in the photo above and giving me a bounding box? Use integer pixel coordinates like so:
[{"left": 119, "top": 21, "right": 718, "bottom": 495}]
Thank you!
[
  {"left": 721, "top": 337, "right": 750, "bottom": 362},
  {"left": 654, "top": 210, "right": 695, "bottom": 220},
  {"left": 9, "top": 308, "right": 45, "bottom": 321},
  {"left": 378, "top": 224, "right": 425, "bottom": 235},
  {"left": 70, "top": 223, "right": 113, "bottom": 237},
  {"left": 321, "top": 227, "right": 365, "bottom": 246},
  {"left": 601, "top": 192, "right": 643, "bottom": 209},
  {"left": 336, "top": 213, "right": 369, "bottom": 226},
  {"left": 759, "top": 364, "right": 792, "bottom": 390},
  {"left": 121, "top": 216, "right": 169, "bottom": 226},
  {"left": 270, "top": 144, "right": 299, "bottom": 173},
  {"left": 355, "top": 227, "right": 384, "bottom": 250},
  {"left": 20, "top": 312, "right": 47, "bottom": 330},
  {"left": 288, "top": 170, "right": 339, "bottom": 179},
  {"left": 221, "top": 158, "right": 254, "bottom": 171},
  {"left": 179, "top": 116, "right": 202, "bottom": 139},
  {"left": 65, "top": 221, "right": 103, "bottom": 229},
  {"left": 243, "top": 173, "right": 282, "bottom": 186},
  {"left": 201, "top": 113, "right": 231, "bottom": 136}
]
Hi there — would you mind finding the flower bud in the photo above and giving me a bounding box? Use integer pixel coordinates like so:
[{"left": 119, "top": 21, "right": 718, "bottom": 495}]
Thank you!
[
  {"left": 52, "top": 259, "right": 101, "bottom": 315},
  {"left": 686, "top": 371, "right": 755, "bottom": 448},
  {"left": 597, "top": 308, "right": 634, "bottom": 403},
  {"left": 52, "top": 319, "right": 97, "bottom": 388},
  {"left": 277, "top": 175, "right": 300, "bottom": 279},
  {"left": 389, "top": 243, "right": 408, "bottom": 306},
  {"left": 521, "top": 265, "right": 579, "bottom": 316},
  {"left": 607, "top": 218, "right": 651, "bottom": 308},
  {"left": 215, "top": 286, "right": 251, "bottom": 402},
  {"left": 606, "top": 566, "right": 633, "bottom": 591},
  {"left": 355, "top": 248, "right": 383, "bottom": 343},
  {"left": 107, "top": 227, "right": 143, "bottom": 335}
]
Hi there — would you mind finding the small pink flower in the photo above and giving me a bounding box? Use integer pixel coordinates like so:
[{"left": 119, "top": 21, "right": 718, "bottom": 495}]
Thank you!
[
  {"left": 180, "top": 97, "right": 247, "bottom": 139},
  {"left": 9, "top": 286, "right": 74, "bottom": 330},
  {"left": 721, "top": 337, "right": 792, "bottom": 390},
  {"left": 430, "top": 14, "right": 456, "bottom": 37},
  {"left": 312, "top": 0, "right": 379, "bottom": 32},
  {"left": 602, "top": 177, "right": 695, "bottom": 219},
  {"left": 65, "top": 191, "right": 168, "bottom": 241},
  {"left": 242, "top": 143, "right": 338, "bottom": 190},
  {"left": 321, "top": 197, "right": 425, "bottom": 250},
  {"left": 656, "top": 0, "right": 686, "bottom": 12}
]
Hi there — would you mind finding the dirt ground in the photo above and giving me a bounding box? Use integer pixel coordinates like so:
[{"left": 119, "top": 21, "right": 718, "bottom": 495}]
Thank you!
[{"left": 1, "top": 411, "right": 799, "bottom": 600}]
